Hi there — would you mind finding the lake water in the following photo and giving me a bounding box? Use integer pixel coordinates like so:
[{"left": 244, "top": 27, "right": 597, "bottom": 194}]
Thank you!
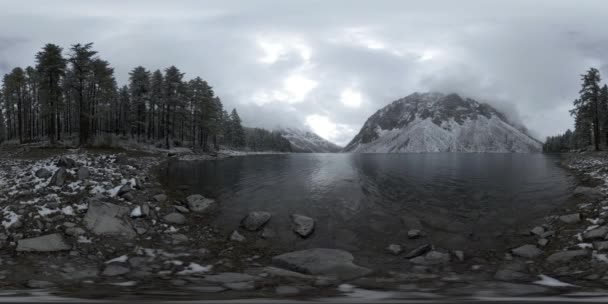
[{"left": 161, "top": 153, "right": 574, "bottom": 259}]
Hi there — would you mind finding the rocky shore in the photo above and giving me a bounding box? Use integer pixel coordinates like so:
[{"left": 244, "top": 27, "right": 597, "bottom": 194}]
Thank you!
[{"left": 2, "top": 147, "right": 608, "bottom": 301}]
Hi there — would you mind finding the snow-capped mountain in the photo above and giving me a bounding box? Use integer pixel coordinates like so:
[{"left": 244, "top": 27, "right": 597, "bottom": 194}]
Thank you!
[
  {"left": 278, "top": 128, "right": 342, "bottom": 153},
  {"left": 343, "top": 92, "right": 542, "bottom": 153}
]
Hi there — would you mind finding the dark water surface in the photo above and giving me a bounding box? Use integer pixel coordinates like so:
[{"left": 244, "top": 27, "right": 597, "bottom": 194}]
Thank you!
[{"left": 161, "top": 153, "right": 574, "bottom": 258}]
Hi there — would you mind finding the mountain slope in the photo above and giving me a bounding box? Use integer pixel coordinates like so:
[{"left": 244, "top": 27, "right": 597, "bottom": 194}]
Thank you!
[
  {"left": 278, "top": 128, "right": 342, "bottom": 153},
  {"left": 344, "top": 92, "right": 541, "bottom": 153}
]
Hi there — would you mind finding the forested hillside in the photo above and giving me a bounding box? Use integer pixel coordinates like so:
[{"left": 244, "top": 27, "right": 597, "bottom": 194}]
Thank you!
[{"left": 0, "top": 42, "right": 280, "bottom": 152}]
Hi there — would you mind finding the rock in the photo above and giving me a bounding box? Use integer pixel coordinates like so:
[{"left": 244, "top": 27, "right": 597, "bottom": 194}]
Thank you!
[
  {"left": 186, "top": 194, "right": 216, "bottom": 213},
  {"left": 409, "top": 251, "right": 450, "bottom": 265},
  {"left": 291, "top": 214, "right": 315, "bottom": 238},
  {"left": 230, "top": 230, "right": 246, "bottom": 242},
  {"left": 141, "top": 204, "right": 150, "bottom": 216},
  {"left": 407, "top": 229, "right": 422, "bottom": 239},
  {"left": 65, "top": 227, "right": 85, "bottom": 236},
  {"left": 559, "top": 213, "right": 581, "bottom": 224},
  {"left": 594, "top": 241, "right": 608, "bottom": 251},
  {"left": 241, "top": 211, "right": 272, "bottom": 231},
  {"left": 130, "top": 206, "right": 143, "bottom": 218},
  {"left": 386, "top": 244, "right": 402, "bottom": 255},
  {"left": 49, "top": 167, "right": 67, "bottom": 187},
  {"left": 511, "top": 244, "right": 542, "bottom": 259},
  {"left": 453, "top": 250, "right": 465, "bottom": 261},
  {"left": 57, "top": 156, "right": 76, "bottom": 168},
  {"left": 573, "top": 186, "right": 604, "bottom": 200},
  {"left": 540, "top": 231, "right": 555, "bottom": 238},
  {"left": 530, "top": 227, "right": 544, "bottom": 236},
  {"left": 272, "top": 248, "right": 372, "bottom": 280},
  {"left": 546, "top": 250, "right": 589, "bottom": 263},
  {"left": 77, "top": 167, "right": 90, "bottom": 180},
  {"left": 404, "top": 244, "right": 432, "bottom": 259},
  {"left": 275, "top": 285, "right": 300, "bottom": 295},
  {"left": 174, "top": 205, "right": 189, "bottom": 213},
  {"left": 172, "top": 234, "right": 189, "bottom": 244},
  {"left": 203, "top": 272, "right": 258, "bottom": 283},
  {"left": 538, "top": 238, "right": 549, "bottom": 247},
  {"left": 163, "top": 213, "right": 186, "bottom": 225},
  {"left": 261, "top": 228, "right": 276, "bottom": 239},
  {"left": 83, "top": 199, "right": 136, "bottom": 239},
  {"left": 27, "top": 280, "right": 55, "bottom": 289},
  {"left": 16, "top": 233, "right": 71, "bottom": 252},
  {"left": 263, "top": 266, "right": 315, "bottom": 280},
  {"left": 494, "top": 261, "right": 529, "bottom": 282},
  {"left": 153, "top": 194, "right": 167, "bottom": 203},
  {"left": 121, "top": 192, "right": 135, "bottom": 202},
  {"left": 117, "top": 184, "right": 132, "bottom": 197},
  {"left": 35, "top": 168, "right": 52, "bottom": 179},
  {"left": 400, "top": 214, "right": 422, "bottom": 229},
  {"left": 224, "top": 281, "right": 255, "bottom": 291},
  {"left": 102, "top": 264, "right": 130, "bottom": 276},
  {"left": 583, "top": 226, "right": 608, "bottom": 240}
]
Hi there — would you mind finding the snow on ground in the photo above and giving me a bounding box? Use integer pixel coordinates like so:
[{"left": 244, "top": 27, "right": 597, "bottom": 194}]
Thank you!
[{"left": 533, "top": 275, "right": 576, "bottom": 287}]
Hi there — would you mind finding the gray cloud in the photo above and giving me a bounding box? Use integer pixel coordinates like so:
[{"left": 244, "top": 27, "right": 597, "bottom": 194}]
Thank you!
[{"left": 1, "top": 0, "right": 608, "bottom": 145}]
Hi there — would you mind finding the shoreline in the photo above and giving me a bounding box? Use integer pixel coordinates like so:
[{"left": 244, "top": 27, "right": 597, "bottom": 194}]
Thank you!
[{"left": 1, "top": 147, "right": 608, "bottom": 301}]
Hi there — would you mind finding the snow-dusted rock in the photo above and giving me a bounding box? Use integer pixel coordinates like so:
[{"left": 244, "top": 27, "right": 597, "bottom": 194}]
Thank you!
[
  {"left": 117, "top": 184, "right": 132, "bottom": 197},
  {"left": 291, "top": 214, "right": 315, "bottom": 238},
  {"left": 272, "top": 248, "right": 372, "bottom": 280},
  {"left": 583, "top": 226, "right": 608, "bottom": 240},
  {"left": 17, "top": 233, "right": 71, "bottom": 252},
  {"left": 241, "top": 211, "right": 272, "bottom": 231},
  {"left": 57, "top": 156, "right": 76, "bottom": 168},
  {"left": 407, "top": 229, "right": 422, "bottom": 239},
  {"left": 386, "top": 244, "right": 402, "bottom": 255},
  {"left": 83, "top": 199, "right": 136, "bottom": 239},
  {"left": 186, "top": 194, "right": 216, "bottom": 213}
]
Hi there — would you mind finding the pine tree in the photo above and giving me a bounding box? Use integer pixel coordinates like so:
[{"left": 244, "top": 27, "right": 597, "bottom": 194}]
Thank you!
[
  {"left": 35, "top": 44, "right": 66, "bottom": 144},
  {"left": 574, "top": 68, "right": 602, "bottom": 150},
  {"left": 68, "top": 43, "right": 97, "bottom": 145},
  {"left": 230, "top": 108, "right": 245, "bottom": 148},
  {"left": 128, "top": 66, "right": 150, "bottom": 140}
]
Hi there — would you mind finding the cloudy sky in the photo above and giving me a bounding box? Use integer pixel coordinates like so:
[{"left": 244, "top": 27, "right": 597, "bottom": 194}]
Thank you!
[{"left": 1, "top": 0, "right": 607, "bottom": 145}]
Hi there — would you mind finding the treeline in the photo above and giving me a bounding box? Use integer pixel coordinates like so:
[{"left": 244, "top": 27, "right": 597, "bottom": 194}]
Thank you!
[
  {"left": 544, "top": 68, "right": 608, "bottom": 152},
  {"left": 244, "top": 128, "right": 292, "bottom": 152},
  {"left": 0, "top": 42, "right": 288, "bottom": 152}
]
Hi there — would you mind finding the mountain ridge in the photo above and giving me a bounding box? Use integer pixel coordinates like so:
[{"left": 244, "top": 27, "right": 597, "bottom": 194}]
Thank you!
[
  {"left": 277, "top": 127, "right": 342, "bottom": 153},
  {"left": 343, "top": 92, "right": 541, "bottom": 153}
]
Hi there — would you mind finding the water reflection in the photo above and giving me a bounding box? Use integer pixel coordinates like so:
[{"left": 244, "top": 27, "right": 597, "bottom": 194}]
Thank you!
[{"left": 161, "top": 153, "right": 574, "bottom": 255}]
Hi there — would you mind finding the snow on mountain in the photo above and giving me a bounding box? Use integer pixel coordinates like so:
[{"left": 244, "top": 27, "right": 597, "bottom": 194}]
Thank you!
[
  {"left": 278, "top": 128, "right": 342, "bottom": 153},
  {"left": 343, "top": 92, "right": 542, "bottom": 153}
]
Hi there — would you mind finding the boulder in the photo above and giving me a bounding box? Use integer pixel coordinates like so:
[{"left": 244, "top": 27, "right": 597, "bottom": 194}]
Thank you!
[
  {"left": 117, "top": 184, "right": 132, "bottom": 197},
  {"left": 530, "top": 227, "right": 544, "bottom": 236},
  {"left": 546, "top": 250, "right": 588, "bottom": 263},
  {"left": 77, "top": 167, "right": 90, "bottom": 180},
  {"left": 163, "top": 213, "right": 186, "bottom": 225},
  {"left": 230, "top": 230, "right": 245, "bottom": 242},
  {"left": 102, "top": 264, "right": 130, "bottom": 276},
  {"left": 291, "top": 214, "right": 315, "bottom": 238},
  {"left": 386, "top": 244, "right": 402, "bottom": 255},
  {"left": 583, "top": 226, "right": 608, "bottom": 240},
  {"left": 407, "top": 229, "right": 422, "bottom": 239},
  {"left": 559, "top": 213, "right": 581, "bottom": 224},
  {"left": 404, "top": 244, "right": 432, "bottom": 259},
  {"left": 272, "top": 248, "right": 372, "bottom": 280},
  {"left": 57, "top": 156, "right": 76, "bottom": 168},
  {"left": 83, "top": 199, "right": 136, "bottom": 239},
  {"left": 35, "top": 168, "right": 52, "bottom": 179},
  {"left": 511, "top": 244, "right": 542, "bottom": 259},
  {"left": 49, "top": 167, "right": 67, "bottom": 187},
  {"left": 594, "top": 241, "right": 608, "bottom": 251},
  {"left": 153, "top": 194, "right": 167, "bottom": 203},
  {"left": 241, "top": 211, "right": 272, "bottom": 231},
  {"left": 538, "top": 238, "right": 549, "bottom": 247},
  {"left": 409, "top": 251, "right": 450, "bottom": 265},
  {"left": 186, "top": 194, "right": 216, "bottom": 213},
  {"left": 573, "top": 186, "right": 604, "bottom": 200},
  {"left": 16, "top": 233, "right": 71, "bottom": 252}
]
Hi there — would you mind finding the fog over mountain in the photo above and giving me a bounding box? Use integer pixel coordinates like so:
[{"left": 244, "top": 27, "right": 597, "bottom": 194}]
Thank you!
[{"left": 2, "top": 0, "right": 608, "bottom": 146}]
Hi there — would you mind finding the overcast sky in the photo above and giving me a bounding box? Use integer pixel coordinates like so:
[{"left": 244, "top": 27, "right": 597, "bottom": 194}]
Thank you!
[{"left": 1, "top": 0, "right": 607, "bottom": 145}]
